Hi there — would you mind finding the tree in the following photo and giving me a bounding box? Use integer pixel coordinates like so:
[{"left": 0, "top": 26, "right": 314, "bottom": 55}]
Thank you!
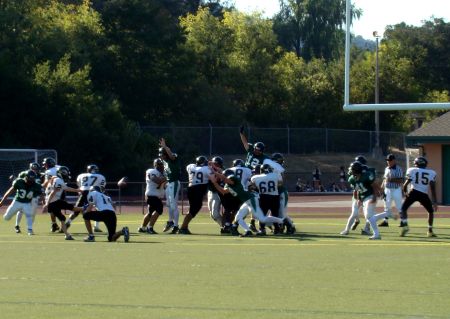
[{"left": 273, "top": 0, "right": 361, "bottom": 61}]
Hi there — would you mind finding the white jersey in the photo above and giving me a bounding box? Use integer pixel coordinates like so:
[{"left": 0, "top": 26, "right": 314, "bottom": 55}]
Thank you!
[
  {"left": 87, "top": 190, "right": 114, "bottom": 211},
  {"left": 263, "top": 158, "right": 285, "bottom": 183},
  {"left": 77, "top": 173, "right": 106, "bottom": 191},
  {"left": 186, "top": 164, "right": 211, "bottom": 186},
  {"left": 228, "top": 166, "right": 252, "bottom": 191},
  {"left": 44, "top": 166, "right": 60, "bottom": 196},
  {"left": 251, "top": 172, "right": 279, "bottom": 196},
  {"left": 405, "top": 167, "right": 437, "bottom": 194},
  {"left": 46, "top": 177, "right": 68, "bottom": 203},
  {"left": 145, "top": 168, "right": 165, "bottom": 198}
]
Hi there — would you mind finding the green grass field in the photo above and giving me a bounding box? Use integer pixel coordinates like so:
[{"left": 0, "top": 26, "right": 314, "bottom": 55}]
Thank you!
[{"left": 1, "top": 212, "right": 450, "bottom": 319}]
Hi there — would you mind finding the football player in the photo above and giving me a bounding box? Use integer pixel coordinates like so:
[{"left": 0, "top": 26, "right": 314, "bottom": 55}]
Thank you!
[
  {"left": 0, "top": 170, "right": 42, "bottom": 235},
  {"left": 341, "top": 155, "right": 375, "bottom": 235},
  {"left": 250, "top": 164, "right": 283, "bottom": 235},
  {"left": 159, "top": 138, "right": 181, "bottom": 233},
  {"left": 65, "top": 164, "right": 106, "bottom": 232},
  {"left": 42, "top": 166, "right": 83, "bottom": 240},
  {"left": 239, "top": 125, "right": 269, "bottom": 169},
  {"left": 138, "top": 158, "right": 167, "bottom": 234},
  {"left": 270, "top": 153, "right": 296, "bottom": 234},
  {"left": 83, "top": 185, "right": 130, "bottom": 243},
  {"left": 207, "top": 156, "right": 224, "bottom": 232},
  {"left": 41, "top": 157, "right": 62, "bottom": 232},
  {"left": 14, "top": 162, "right": 44, "bottom": 233},
  {"left": 343, "top": 161, "right": 381, "bottom": 240},
  {"left": 209, "top": 169, "right": 289, "bottom": 237},
  {"left": 178, "top": 156, "right": 212, "bottom": 234},
  {"left": 398, "top": 157, "right": 438, "bottom": 237}
]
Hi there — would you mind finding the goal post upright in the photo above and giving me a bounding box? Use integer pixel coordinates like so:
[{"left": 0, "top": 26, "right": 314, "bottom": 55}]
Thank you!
[{"left": 343, "top": 0, "right": 450, "bottom": 112}]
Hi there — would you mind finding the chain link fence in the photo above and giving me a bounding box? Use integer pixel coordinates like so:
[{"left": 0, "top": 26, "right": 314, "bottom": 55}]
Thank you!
[{"left": 140, "top": 126, "right": 405, "bottom": 156}]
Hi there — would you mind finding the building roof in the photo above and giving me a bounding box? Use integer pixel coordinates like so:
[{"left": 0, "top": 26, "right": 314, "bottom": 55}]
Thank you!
[{"left": 406, "top": 111, "right": 450, "bottom": 145}]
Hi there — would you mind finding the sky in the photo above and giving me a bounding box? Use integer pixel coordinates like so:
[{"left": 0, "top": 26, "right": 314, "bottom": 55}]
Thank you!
[{"left": 232, "top": 0, "right": 450, "bottom": 39}]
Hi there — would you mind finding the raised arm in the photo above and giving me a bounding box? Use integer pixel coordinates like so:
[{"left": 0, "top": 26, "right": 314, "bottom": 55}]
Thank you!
[
  {"left": 239, "top": 125, "right": 249, "bottom": 151},
  {"left": 0, "top": 186, "right": 15, "bottom": 207},
  {"left": 159, "top": 137, "right": 176, "bottom": 160}
]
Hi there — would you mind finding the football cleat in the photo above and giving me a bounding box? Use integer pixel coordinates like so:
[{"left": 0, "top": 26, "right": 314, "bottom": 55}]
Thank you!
[
  {"left": 361, "top": 229, "right": 371, "bottom": 236},
  {"left": 240, "top": 230, "right": 253, "bottom": 237},
  {"left": 147, "top": 228, "right": 158, "bottom": 234},
  {"left": 65, "top": 235, "right": 75, "bottom": 240},
  {"left": 427, "top": 231, "right": 437, "bottom": 238},
  {"left": 122, "top": 227, "right": 130, "bottom": 242},
  {"left": 256, "top": 229, "right": 266, "bottom": 236},
  {"left": 27, "top": 230, "right": 34, "bottom": 236},
  {"left": 84, "top": 235, "right": 95, "bottom": 242},
  {"left": 178, "top": 228, "right": 192, "bottom": 235},
  {"left": 340, "top": 230, "right": 349, "bottom": 235},
  {"left": 230, "top": 227, "right": 240, "bottom": 236},
  {"left": 369, "top": 235, "right": 381, "bottom": 240},
  {"left": 350, "top": 220, "right": 360, "bottom": 231},
  {"left": 378, "top": 220, "right": 389, "bottom": 227},
  {"left": 137, "top": 227, "right": 147, "bottom": 233},
  {"left": 163, "top": 221, "right": 174, "bottom": 232},
  {"left": 171, "top": 226, "right": 179, "bottom": 234},
  {"left": 399, "top": 226, "right": 409, "bottom": 237},
  {"left": 51, "top": 223, "right": 60, "bottom": 233},
  {"left": 15, "top": 225, "right": 21, "bottom": 233}
]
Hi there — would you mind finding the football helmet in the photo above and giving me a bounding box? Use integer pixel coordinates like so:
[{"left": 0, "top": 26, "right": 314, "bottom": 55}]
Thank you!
[
  {"left": 254, "top": 142, "right": 265, "bottom": 152},
  {"left": 153, "top": 158, "right": 164, "bottom": 168},
  {"left": 87, "top": 164, "right": 99, "bottom": 173},
  {"left": 42, "top": 157, "right": 56, "bottom": 168},
  {"left": 29, "top": 162, "right": 40, "bottom": 172},
  {"left": 232, "top": 159, "right": 245, "bottom": 167},
  {"left": 271, "top": 153, "right": 284, "bottom": 164},
  {"left": 261, "top": 164, "right": 273, "bottom": 174},
  {"left": 349, "top": 161, "right": 363, "bottom": 175},
  {"left": 253, "top": 164, "right": 262, "bottom": 175},
  {"left": 414, "top": 156, "right": 428, "bottom": 168},
  {"left": 354, "top": 155, "right": 367, "bottom": 165},
  {"left": 57, "top": 166, "right": 71, "bottom": 182},
  {"left": 211, "top": 156, "right": 224, "bottom": 168},
  {"left": 195, "top": 155, "right": 208, "bottom": 166},
  {"left": 223, "top": 169, "right": 234, "bottom": 178},
  {"left": 24, "top": 170, "right": 37, "bottom": 184}
]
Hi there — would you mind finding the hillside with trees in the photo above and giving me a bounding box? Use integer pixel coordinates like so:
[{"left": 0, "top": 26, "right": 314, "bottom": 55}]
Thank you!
[{"left": 0, "top": 0, "right": 448, "bottom": 180}]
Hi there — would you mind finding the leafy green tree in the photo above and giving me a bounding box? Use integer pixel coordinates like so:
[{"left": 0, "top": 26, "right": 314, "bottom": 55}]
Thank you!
[{"left": 273, "top": 0, "right": 361, "bottom": 61}]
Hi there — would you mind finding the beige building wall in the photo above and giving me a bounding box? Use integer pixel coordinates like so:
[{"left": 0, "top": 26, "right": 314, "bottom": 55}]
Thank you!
[{"left": 422, "top": 143, "right": 443, "bottom": 203}]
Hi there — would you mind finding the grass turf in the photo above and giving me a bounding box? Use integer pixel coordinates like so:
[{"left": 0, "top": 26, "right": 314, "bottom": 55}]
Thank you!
[{"left": 1, "top": 213, "right": 450, "bottom": 319}]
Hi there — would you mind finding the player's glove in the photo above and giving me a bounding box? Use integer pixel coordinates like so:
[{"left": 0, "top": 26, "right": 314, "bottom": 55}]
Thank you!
[{"left": 239, "top": 125, "right": 245, "bottom": 134}]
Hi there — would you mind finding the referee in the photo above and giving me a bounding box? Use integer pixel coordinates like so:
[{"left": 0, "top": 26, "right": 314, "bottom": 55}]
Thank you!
[{"left": 378, "top": 154, "right": 404, "bottom": 227}]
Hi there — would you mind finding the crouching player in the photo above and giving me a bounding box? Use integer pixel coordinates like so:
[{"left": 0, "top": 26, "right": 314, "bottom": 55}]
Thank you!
[
  {"left": 209, "top": 170, "right": 289, "bottom": 237},
  {"left": 83, "top": 186, "right": 129, "bottom": 243}
]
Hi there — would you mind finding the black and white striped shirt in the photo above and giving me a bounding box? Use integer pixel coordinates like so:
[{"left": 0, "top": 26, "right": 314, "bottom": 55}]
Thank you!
[{"left": 384, "top": 165, "right": 403, "bottom": 189}]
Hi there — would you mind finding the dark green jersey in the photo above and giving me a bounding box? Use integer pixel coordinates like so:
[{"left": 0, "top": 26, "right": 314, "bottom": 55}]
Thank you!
[
  {"left": 225, "top": 175, "right": 253, "bottom": 203},
  {"left": 12, "top": 179, "right": 42, "bottom": 203},
  {"left": 348, "top": 170, "right": 376, "bottom": 200},
  {"left": 164, "top": 156, "right": 181, "bottom": 182},
  {"left": 18, "top": 170, "right": 43, "bottom": 185},
  {"left": 244, "top": 144, "right": 269, "bottom": 169}
]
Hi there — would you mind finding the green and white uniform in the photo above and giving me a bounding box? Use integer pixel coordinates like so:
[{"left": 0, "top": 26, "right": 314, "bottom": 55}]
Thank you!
[
  {"left": 244, "top": 144, "right": 269, "bottom": 169},
  {"left": 347, "top": 170, "right": 377, "bottom": 234},
  {"left": 3, "top": 178, "right": 42, "bottom": 232},
  {"left": 226, "top": 175, "right": 284, "bottom": 232},
  {"left": 163, "top": 155, "right": 181, "bottom": 227}
]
